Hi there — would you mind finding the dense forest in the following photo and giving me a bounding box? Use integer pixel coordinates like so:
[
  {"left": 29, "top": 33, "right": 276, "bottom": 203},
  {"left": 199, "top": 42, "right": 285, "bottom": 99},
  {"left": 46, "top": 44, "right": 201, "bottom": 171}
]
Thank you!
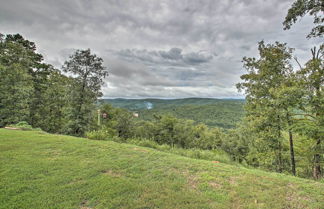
[
  {"left": 0, "top": 0, "right": 322, "bottom": 181},
  {"left": 101, "top": 98, "right": 245, "bottom": 128}
]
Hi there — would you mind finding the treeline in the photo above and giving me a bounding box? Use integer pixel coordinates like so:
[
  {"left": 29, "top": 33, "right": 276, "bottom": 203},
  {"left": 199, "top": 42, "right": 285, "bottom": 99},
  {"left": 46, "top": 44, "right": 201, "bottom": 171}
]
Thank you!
[{"left": 0, "top": 34, "right": 108, "bottom": 136}]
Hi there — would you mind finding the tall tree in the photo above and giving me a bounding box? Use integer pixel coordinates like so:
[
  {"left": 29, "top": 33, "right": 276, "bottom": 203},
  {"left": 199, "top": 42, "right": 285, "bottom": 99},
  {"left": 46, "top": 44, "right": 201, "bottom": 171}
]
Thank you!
[
  {"left": 283, "top": 0, "right": 323, "bottom": 178},
  {"left": 62, "top": 49, "right": 108, "bottom": 136},
  {"left": 295, "top": 46, "right": 323, "bottom": 179},
  {"left": 0, "top": 34, "right": 38, "bottom": 126},
  {"left": 237, "top": 41, "right": 295, "bottom": 173},
  {"left": 0, "top": 33, "right": 58, "bottom": 129},
  {"left": 0, "top": 63, "right": 33, "bottom": 126},
  {"left": 37, "top": 69, "right": 72, "bottom": 133},
  {"left": 273, "top": 72, "right": 303, "bottom": 175}
]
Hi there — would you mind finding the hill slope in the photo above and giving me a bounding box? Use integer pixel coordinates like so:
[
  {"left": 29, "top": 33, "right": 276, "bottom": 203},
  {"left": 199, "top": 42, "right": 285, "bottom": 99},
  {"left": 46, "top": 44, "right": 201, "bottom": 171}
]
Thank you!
[
  {"left": 0, "top": 129, "right": 323, "bottom": 209},
  {"left": 101, "top": 98, "right": 245, "bottom": 128},
  {"left": 101, "top": 98, "right": 244, "bottom": 109}
]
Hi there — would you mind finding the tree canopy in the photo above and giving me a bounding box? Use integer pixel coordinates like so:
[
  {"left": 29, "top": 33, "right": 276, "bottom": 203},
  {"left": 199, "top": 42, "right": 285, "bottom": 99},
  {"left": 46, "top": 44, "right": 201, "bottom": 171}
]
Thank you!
[{"left": 283, "top": 0, "right": 324, "bottom": 38}]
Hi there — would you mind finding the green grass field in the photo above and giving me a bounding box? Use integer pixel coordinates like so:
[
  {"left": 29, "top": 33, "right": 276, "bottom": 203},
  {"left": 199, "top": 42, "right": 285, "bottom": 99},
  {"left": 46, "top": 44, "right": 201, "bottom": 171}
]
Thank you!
[{"left": 0, "top": 129, "right": 323, "bottom": 209}]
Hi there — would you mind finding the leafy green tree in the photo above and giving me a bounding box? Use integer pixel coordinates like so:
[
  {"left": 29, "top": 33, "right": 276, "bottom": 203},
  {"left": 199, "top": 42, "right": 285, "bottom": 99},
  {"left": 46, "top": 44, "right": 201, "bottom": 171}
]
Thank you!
[
  {"left": 283, "top": 0, "right": 323, "bottom": 178},
  {"left": 92, "top": 104, "right": 135, "bottom": 139},
  {"left": 189, "top": 124, "right": 223, "bottom": 150},
  {"left": 0, "top": 34, "right": 38, "bottom": 126},
  {"left": 221, "top": 123, "right": 250, "bottom": 163},
  {"left": 174, "top": 119, "right": 195, "bottom": 148},
  {"left": 237, "top": 41, "right": 295, "bottom": 173},
  {"left": 153, "top": 115, "right": 178, "bottom": 147},
  {"left": 272, "top": 74, "right": 303, "bottom": 176},
  {"left": 0, "top": 33, "right": 64, "bottom": 130},
  {"left": 133, "top": 120, "right": 155, "bottom": 139},
  {"left": 62, "top": 49, "right": 108, "bottom": 136},
  {"left": 2, "top": 34, "right": 44, "bottom": 69},
  {"left": 114, "top": 110, "right": 134, "bottom": 139},
  {"left": 294, "top": 46, "right": 323, "bottom": 179},
  {"left": 283, "top": 0, "right": 323, "bottom": 38},
  {"left": 39, "top": 70, "right": 72, "bottom": 133},
  {"left": 0, "top": 63, "right": 33, "bottom": 126}
]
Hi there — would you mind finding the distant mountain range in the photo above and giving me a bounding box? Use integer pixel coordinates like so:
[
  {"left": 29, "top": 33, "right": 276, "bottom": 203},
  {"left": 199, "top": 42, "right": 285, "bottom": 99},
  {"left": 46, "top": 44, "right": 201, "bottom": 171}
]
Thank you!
[
  {"left": 100, "top": 98, "right": 245, "bottom": 129},
  {"left": 100, "top": 98, "right": 245, "bottom": 110}
]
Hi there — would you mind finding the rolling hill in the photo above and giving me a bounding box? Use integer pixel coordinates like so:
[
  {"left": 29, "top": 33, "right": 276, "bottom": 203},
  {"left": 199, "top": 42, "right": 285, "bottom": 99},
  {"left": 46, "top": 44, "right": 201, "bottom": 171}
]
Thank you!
[
  {"left": 100, "top": 98, "right": 245, "bottom": 128},
  {"left": 0, "top": 129, "right": 323, "bottom": 209}
]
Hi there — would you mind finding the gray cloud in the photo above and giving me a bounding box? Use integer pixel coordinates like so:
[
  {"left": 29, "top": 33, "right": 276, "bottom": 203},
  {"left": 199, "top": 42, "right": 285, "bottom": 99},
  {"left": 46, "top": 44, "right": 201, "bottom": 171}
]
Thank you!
[
  {"left": 112, "top": 48, "right": 214, "bottom": 66},
  {"left": 0, "top": 0, "right": 322, "bottom": 98}
]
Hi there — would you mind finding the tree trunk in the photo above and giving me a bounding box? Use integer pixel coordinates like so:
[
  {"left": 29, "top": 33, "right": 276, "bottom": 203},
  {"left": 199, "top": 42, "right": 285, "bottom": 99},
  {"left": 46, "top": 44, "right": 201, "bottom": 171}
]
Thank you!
[
  {"left": 277, "top": 115, "right": 283, "bottom": 173},
  {"left": 312, "top": 83, "right": 322, "bottom": 179},
  {"left": 313, "top": 138, "right": 321, "bottom": 179},
  {"left": 288, "top": 130, "right": 296, "bottom": 176},
  {"left": 74, "top": 77, "right": 87, "bottom": 135},
  {"left": 278, "top": 141, "right": 283, "bottom": 173},
  {"left": 286, "top": 112, "right": 296, "bottom": 176}
]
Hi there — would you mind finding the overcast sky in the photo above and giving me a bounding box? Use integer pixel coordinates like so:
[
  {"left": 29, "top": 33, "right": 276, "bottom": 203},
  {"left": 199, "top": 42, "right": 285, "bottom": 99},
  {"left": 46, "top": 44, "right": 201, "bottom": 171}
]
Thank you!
[{"left": 0, "top": 0, "right": 322, "bottom": 98}]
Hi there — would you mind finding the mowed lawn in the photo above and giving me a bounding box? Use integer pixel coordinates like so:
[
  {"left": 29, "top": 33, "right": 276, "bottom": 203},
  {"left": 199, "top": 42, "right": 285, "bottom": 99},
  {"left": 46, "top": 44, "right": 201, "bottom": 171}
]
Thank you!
[{"left": 0, "top": 129, "right": 323, "bottom": 209}]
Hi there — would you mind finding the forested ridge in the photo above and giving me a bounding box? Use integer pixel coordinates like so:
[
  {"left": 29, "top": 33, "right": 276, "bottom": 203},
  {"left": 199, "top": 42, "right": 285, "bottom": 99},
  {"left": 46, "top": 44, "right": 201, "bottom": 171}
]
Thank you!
[
  {"left": 0, "top": 0, "right": 323, "bottom": 182},
  {"left": 101, "top": 98, "right": 245, "bottom": 128}
]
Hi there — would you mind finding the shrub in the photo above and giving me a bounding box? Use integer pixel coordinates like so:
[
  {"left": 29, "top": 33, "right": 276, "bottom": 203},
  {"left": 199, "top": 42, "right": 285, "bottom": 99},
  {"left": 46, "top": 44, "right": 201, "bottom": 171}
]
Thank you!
[
  {"left": 85, "top": 130, "right": 109, "bottom": 140},
  {"left": 128, "top": 138, "right": 159, "bottom": 149},
  {"left": 104, "top": 136, "right": 234, "bottom": 164},
  {"left": 9, "top": 121, "right": 41, "bottom": 131},
  {"left": 167, "top": 147, "right": 233, "bottom": 164}
]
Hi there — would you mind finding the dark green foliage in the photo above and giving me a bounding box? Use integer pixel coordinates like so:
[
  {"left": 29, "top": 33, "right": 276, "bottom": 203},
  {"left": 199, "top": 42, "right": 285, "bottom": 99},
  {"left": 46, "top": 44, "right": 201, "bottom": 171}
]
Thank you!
[
  {"left": 102, "top": 98, "right": 245, "bottom": 129},
  {"left": 0, "top": 34, "right": 108, "bottom": 136},
  {"left": 237, "top": 41, "right": 295, "bottom": 173},
  {"left": 0, "top": 34, "right": 37, "bottom": 127},
  {"left": 62, "top": 49, "right": 108, "bottom": 136},
  {"left": 98, "top": 104, "right": 135, "bottom": 139},
  {"left": 293, "top": 46, "right": 323, "bottom": 179},
  {"left": 102, "top": 97, "right": 243, "bottom": 108},
  {"left": 235, "top": 40, "right": 323, "bottom": 179},
  {"left": 0, "top": 34, "right": 52, "bottom": 128},
  {"left": 37, "top": 71, "right": 72, "bottom": 133},
  {"left": 221, "top": 126, "right": 250, "bottom": 163},
  {"left": 0, "top": 34, "right": 70, "bottom": 133},
  {"left": 90, "top": 104, "right": 227, "bottom": 155},
  {"left": 0, "top": 63, "right": 33, "bottom": 127},
  {"left": 283, "top": 0, "right": 324, "bottom": 38}
]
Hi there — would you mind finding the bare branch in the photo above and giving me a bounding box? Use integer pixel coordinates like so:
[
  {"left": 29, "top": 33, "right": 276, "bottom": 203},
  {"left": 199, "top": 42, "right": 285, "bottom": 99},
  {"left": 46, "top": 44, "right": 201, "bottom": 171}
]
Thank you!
[{"left": 293, "top": 57, "right": 303, "bottom": 70}]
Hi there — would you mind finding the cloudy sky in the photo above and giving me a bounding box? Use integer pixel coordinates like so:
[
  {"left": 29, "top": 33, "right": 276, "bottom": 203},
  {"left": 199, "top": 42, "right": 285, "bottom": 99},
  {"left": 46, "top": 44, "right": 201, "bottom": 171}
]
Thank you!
[{"left": 0, "top": 0, "right": 321, "bottom": 98}]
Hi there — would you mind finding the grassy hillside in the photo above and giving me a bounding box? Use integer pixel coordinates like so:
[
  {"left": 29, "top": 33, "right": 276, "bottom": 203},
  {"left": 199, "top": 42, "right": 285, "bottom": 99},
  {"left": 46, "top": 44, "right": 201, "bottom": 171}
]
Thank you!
[
  {"left": 1, "top": 129, "right": 323, "bottom": 209},
  {"left": 101, "top": 98, "right": 245, "bottom": 128}
]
